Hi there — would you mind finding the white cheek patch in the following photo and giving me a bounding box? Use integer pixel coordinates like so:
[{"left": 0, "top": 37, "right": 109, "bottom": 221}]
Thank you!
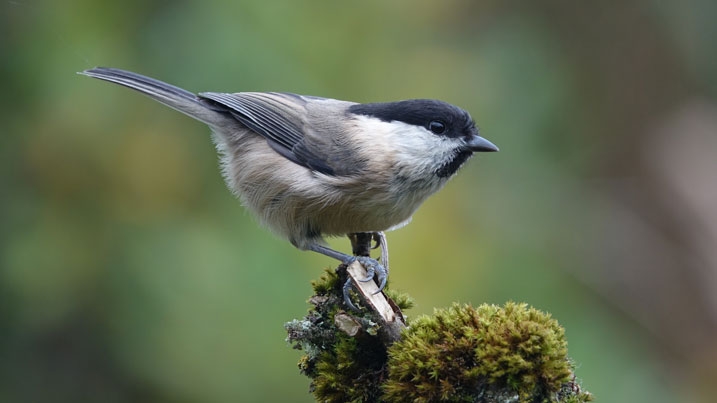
[{"left": 350, "top": 116, "right": 459, "bottom": 175}]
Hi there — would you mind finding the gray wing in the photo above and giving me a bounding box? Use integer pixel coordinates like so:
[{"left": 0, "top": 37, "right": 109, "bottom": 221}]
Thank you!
[{"left": 198, "top": 91, "right": 359, "bottom": 176}]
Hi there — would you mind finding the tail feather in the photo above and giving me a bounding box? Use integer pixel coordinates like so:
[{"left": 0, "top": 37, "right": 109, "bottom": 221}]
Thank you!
[{"left": 79, "top": 67, "right": 230, "bottom": 127}]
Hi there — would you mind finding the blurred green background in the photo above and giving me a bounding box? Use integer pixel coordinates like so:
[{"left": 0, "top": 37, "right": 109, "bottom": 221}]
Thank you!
[{"left": 2, "top": 0, "right": 717, "bottom": 402}]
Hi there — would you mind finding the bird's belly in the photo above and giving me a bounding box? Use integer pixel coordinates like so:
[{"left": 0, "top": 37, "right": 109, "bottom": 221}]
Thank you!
[{"left": 306, "top": 181, "right": 439, "bottom": 237}]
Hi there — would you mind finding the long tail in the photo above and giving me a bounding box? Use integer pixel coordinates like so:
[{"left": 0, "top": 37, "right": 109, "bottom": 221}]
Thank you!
[{"left": 79, "top": 67, "right": 230, "bottom": 127}]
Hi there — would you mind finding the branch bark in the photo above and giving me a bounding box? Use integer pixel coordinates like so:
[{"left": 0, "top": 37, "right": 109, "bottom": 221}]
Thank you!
[{"left": 345, "top": 260, "right": 406, "bottom": 343}]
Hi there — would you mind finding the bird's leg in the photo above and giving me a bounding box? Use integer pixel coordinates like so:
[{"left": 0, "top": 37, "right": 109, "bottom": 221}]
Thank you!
[
  {"left": 308, "top": 239, "right": 388, "bottom": 310},
  {"left": 371, "top": 231, "right": 389, "bottom": 273},
  {"left": 349, "top": 232, "right": 373, "bottom": 258}
]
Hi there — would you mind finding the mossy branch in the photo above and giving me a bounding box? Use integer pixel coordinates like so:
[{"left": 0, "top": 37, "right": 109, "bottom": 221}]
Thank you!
[{"left": 285, "top": 264, "right": 592, "bottom": 403}]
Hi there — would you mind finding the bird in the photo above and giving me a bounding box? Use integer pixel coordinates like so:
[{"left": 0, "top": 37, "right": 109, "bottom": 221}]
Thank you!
[{"left": 80, "top": 67, "right": 498, "bottom": 308}]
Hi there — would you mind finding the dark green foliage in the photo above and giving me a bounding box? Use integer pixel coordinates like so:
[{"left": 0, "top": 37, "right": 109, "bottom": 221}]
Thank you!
[{"left": 383, "top": 303, "right": 591, "bottom": 402}]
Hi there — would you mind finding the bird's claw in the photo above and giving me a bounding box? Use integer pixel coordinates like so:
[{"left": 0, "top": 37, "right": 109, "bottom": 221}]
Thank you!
[
  {"left": 370, "top": 233, "right": 382, "bottom": 250},
  {"left": 355, "top": 256, "right": 387, "bottom": 289},
  {"left": 342, "top": 278, "right": 359, "bottom": 311},
  {"left": 342, "top": 256, "right": 388, "bottom": 310}
]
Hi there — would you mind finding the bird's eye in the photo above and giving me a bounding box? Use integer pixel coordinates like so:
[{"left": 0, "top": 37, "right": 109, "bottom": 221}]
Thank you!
[{"left": 428, "top": 120, "right": 446, "bottom": 134}]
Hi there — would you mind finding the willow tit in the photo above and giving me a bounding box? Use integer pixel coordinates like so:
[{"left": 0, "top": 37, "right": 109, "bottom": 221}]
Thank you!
[{"left": 80, "top": 67, "right": 497, "bottom": 307}]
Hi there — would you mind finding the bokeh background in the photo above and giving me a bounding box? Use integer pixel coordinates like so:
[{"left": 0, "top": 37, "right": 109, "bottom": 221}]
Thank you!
[{"left": 2, "top": 0, "right": 716, "bottom": 402}]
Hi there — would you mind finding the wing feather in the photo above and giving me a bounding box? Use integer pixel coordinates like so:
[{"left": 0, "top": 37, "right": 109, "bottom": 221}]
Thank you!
[{"left": 198, "top": 91, "right": 361, "bottom": 176}]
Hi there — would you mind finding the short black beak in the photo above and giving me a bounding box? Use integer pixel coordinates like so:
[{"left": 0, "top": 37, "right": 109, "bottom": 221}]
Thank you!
[{"left": 465, "top": 135, "right": 499, "bottom": 152}]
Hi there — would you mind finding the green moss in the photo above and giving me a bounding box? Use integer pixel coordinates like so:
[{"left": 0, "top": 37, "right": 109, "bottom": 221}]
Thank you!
[
  {"left": 286, "top": 269, "right": 591, "bottom": 402},
  {"left": 312, "top": 334, "right": 388, "bottom": 402},
  {"left": 383, "top": 303, "right": 590, "bottom": 403},
  {"left": 384, "top": 288, "right": 415, "bottom": 312},
  {"left": 311, "top": 268, "right": 342, "bottom": 296}
]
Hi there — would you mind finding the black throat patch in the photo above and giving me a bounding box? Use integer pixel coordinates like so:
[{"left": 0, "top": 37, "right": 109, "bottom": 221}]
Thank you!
[{"left": 436, "top": 149, "right": 473, "bottom": 178}]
